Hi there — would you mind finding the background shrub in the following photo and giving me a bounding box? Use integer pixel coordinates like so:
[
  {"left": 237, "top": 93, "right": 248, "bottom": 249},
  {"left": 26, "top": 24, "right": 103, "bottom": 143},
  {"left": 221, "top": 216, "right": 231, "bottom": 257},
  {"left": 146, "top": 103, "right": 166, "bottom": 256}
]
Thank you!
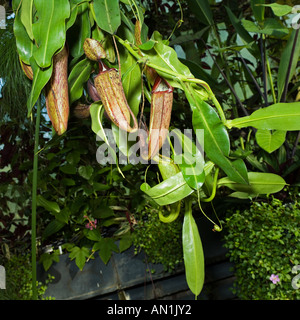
[
  {"left": 223, "top": 196, "right": 300, "bottom": 300},
  {"left": 0, "top": 254, "right": 54, "bottom": 300}
]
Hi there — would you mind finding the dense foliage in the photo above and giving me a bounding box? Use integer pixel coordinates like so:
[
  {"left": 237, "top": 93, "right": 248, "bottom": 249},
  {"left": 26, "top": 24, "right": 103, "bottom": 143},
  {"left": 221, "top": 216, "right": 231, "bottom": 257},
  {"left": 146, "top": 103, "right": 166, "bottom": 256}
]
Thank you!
[
  {"left": 1, "top": 0, "right": 300, "bottom": 299},
  {"left": 0, "top": 253, "right": 54, "bottom": 300},
  {"left": 224, "top": 196, "right": 300, "bottom": 300}
]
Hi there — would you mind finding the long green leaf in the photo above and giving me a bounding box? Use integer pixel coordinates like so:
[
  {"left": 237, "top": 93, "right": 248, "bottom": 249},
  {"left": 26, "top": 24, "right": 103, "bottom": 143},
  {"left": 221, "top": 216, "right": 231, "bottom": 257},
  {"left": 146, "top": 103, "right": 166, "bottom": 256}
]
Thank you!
[
  {"left": 20, "top": 0, "right": 34, "bottom": 40},
  {"left": 227, "top": 102, "right": 300, "bottom": 130},
  {"left": 92, "top": 0, "right": 121, "bottom": 35},
  {"left": 277, "top": 29, "right": 300, "bottom": 102},
  {"left": 172, "top": 129, "right": 205, "bottom": 190},
  {"left": 68, "top": 3, "right": 91, "bottom": 58},
  {"left": 32, "top": 0, "right": 70, "bottom": 68},
  {"left": 183, "top": 82, "right": 248, "bottom": 184},
  {"left": 27, "top": 57, "right": 53, "bottom": 116},
  {"left": 37, "top": 195, "right": 60, "bottom": 213},
  {"left": 218, "top": 172, "right": 286, "bottom": 195},
  {"left": 68, "top": 58, "right": 93, "bottom": 105},
  {"left": 121, "top": 52, "right": 141, "bottom": 117},
  {"left": 13, "top": 7, "right": 34, "bottom": 64},
  {"left": 140, "top": 172, "right": 194, "bottom": 206},
  {"left": 182, "top": 198, "right": 205, "bottom": 298},
  {"left": 140, "top": 31, "right": 195, "bottom": 90},
  {"left": 90, "top": 102, "right": 125, "bottom": 177},
  {"left": 186, "top": 0, "right": 213, "bottom": 26}
]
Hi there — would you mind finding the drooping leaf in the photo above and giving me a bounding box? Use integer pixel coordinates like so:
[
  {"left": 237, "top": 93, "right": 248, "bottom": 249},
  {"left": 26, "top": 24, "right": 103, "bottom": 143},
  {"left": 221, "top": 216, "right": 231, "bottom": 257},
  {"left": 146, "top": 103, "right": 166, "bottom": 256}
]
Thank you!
[
  {"left": 68, "top": 58, "right": 93, "bottom": 105},
  {"left": 183, "top": 82, "right": 248, "bottom": 184},
  {"left": 227, "top": 102, "right": 300, "bottom": 131},
  {"left": 182, "top": 199, "right": 205, "bottom": 298},
  {"left": 32, "top": 0, "right": 70, "bottom": 68},
  {"left": 90, "top": 102, "right": 125, "bottom": 177},
  {"left": 37, "top": 195, "right": 60, "bottom": 213},
  {"left": 172, "top": 129, "right": 205, "bottom": 190},
  {"left": 121, "top": 53, "right": 142, "bottom": 117},
  {"left": 255, "top": 129, "right": 286, "bottom": 153},
  {"left": 140, "top": 172, "right": 194, "bottom": 206},
  {"left": 27, "top": 57, "right": 53, "bottom": 116},
  {"left": 140, "top": 31, "right": 195, "bottom": 90},
  {"left": 67, "top": 2, "right": 91, "bottom": 58},
  {"left": 13, "top": 8, "right": 34, "bottom": 64},
  {"left": 92, "top": 0, "right": 121, "bottom": 35},
  {"left": 218, "top": 172, "right": 286, "bottom": 195},
  {"left": 20, "top": 0, "right": 34, "bottom": 40}
]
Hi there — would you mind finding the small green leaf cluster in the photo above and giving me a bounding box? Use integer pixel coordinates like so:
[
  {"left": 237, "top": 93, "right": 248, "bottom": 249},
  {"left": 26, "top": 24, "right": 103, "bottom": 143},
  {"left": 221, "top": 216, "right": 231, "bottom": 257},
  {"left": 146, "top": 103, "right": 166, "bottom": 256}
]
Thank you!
[
  {"left": 0, "top": 254, "right": 54, "bottom": 300},
  {"left": 223, "top": 196, "right": 300, "bottom": 300},
  {"left": 132, "top": 205, "right": 183, "bottom": 273}
]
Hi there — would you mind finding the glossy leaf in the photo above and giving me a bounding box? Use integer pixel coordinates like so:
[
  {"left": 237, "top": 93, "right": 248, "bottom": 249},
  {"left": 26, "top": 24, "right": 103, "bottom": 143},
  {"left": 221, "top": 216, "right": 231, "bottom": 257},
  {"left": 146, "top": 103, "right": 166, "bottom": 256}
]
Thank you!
[
  {"left": 255, "top": 129, "right": 286, "bottom": 153},
  {"left": 37, "top": 195, "right": 60, "bottom": 213},
  {"left": 183, "top": 83, "right": 248, "bottom": 184},
  {"left": 121, "top": 52, "right": 142, "bottom": 117},
  {"left": 92, "top": 0, "right": 121, "bottom": 35},
  {"left": 140, "top": 31, "right": 194, "bottom": 90},
  {"left": 90, "top": 102, "right": 109, "bottom": 142},
  {"left": 140, "top": 172, "right": 194, "bottom": 206},
  {"left": 32, "top": 0, "right": 70, "bottom": 68},
  {"left": 68, "top": 3, "right": 91, "bottom": 58},
  {"left": 68, "top": 58, "right": 93, "bottom": 105},
  {"left": 27, "top": 57, "right": 53, "bottom": 116},
  {"left": 182, "top": 199, "right": 205, "bottom": 298},
  {"left": 90, "top": 102, "right": 121, "bottom": 170},
  {"left": 172, "top": 129, "right": 205, "bottom": 190},
  {"left": 227, "top": 102, "right": 300, "bottom": 131},
  {"left": 13, "top": 8, "right": 34, "bottom": 64},
  {"left": 260, "top": 3, "right": 292, "bottom": 16},
  {"left": 218, "top": 172, "right": 286, "bottom": 195},
  {"left": 20, "top": 0, "right": 34, "bottom": 40}
]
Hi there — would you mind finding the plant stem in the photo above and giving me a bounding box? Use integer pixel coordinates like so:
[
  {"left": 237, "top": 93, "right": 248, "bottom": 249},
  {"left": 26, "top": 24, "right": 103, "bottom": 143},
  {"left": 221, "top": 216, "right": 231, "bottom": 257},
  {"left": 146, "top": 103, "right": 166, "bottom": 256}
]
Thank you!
[
  {"left": 31, "top": 97, "right": 41, "bottom": 300},
  {"left": 265, "top": 49, "right": 276, "bottom": 104},
  {"left": 238, "top": 52, "right": 265, "bottom": 103},
  {"left": 260, "top": 35, "right": 268, "bottom": 107}
]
